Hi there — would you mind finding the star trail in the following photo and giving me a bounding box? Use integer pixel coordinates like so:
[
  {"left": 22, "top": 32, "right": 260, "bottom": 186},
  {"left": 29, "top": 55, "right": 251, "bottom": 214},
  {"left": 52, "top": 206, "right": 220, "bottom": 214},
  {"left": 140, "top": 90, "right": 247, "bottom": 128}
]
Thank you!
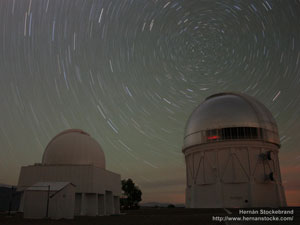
[{"left": 0, "top": 0, "right": 300, "bottom": 205}]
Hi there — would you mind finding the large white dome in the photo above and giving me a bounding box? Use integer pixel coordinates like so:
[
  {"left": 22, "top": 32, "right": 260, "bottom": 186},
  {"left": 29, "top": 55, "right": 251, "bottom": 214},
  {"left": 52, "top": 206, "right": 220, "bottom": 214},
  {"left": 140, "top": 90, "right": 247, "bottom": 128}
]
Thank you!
[
  {"left": 42, "top": 129, "right": 105, "bottom": 168},
  {"left": 183, "top": 92, "right": 280, "bottom": 149}
]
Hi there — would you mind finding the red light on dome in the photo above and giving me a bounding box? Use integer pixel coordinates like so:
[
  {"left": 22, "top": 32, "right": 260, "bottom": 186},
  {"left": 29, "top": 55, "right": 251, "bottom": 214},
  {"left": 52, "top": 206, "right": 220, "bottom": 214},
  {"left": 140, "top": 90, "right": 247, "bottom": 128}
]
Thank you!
[{"left": 207, "top": 135, "right": 220, "bottom": 140}]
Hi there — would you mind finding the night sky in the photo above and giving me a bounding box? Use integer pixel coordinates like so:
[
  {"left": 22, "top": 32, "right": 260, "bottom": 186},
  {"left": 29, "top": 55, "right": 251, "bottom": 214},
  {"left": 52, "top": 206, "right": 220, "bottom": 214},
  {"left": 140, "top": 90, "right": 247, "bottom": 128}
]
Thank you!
[{"left": 0, "top": 0, "right": 300, "bottom": 205}]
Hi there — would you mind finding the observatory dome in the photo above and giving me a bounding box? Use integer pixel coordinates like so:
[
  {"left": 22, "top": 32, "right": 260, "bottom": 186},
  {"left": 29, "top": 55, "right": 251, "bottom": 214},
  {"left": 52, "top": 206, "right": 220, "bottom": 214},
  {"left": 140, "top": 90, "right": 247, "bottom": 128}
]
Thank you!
[
  {"left": 42, "top": 129, "right": 105, "bottom": 168},
  {"left": 183, "top": 92, "right": 280, "bottom": 149}
]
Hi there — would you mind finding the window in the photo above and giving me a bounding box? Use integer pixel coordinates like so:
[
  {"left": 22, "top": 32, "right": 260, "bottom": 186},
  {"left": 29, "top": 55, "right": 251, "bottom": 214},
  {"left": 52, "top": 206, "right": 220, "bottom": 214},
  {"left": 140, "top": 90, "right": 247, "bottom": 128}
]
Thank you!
[{"left": 206, "top": 127, "right": 262, "bottom": 142}]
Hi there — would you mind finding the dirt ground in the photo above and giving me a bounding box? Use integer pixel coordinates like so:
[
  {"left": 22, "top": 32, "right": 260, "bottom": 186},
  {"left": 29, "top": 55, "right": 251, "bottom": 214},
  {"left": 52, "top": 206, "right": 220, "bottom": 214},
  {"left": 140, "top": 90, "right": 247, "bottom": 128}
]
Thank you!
[{"left": 0, "top": 207, "right": 299, "bottom": 225}]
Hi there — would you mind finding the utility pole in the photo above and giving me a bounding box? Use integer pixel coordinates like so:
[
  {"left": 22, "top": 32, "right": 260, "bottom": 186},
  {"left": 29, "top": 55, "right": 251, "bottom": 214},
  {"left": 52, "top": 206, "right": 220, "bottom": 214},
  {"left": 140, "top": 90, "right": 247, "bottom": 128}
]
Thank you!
[
  {"left": 8, "top": 185, "right": 14, "bottom": 215},
  {"left": 46, "top": 185, "right": 50, "bottom": 218}
]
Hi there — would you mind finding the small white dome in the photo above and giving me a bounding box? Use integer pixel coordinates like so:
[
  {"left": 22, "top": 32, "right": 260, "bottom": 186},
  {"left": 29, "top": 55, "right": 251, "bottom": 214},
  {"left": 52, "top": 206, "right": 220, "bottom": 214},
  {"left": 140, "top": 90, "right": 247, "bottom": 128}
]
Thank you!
[{"left": 42, "top": 129, "right": 105, "bottom": 168}]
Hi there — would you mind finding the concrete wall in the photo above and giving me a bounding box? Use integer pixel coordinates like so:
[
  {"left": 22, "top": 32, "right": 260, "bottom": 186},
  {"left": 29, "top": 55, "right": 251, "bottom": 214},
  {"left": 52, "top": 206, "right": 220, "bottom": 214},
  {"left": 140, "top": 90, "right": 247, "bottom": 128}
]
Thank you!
[
  {"left": 98, "top": 194, "right": 105, "bottom": 215},
  {"left": 105, "top": 191, "right": 114, "bottom": 215},
  {"left": 86, "top": 193, "right": 98, "bottom": 216},
  {"left": 73, "top": 192, "right": 116, "bottom": 216},
  {"left": 184, "top": 141, "right": 287, "bottom": 208},
  {"left": 93, "top": 167, "right": 121, "bottom": 195},
  {"left": 18, "top": 165, "right": 93, "bottom": 193},
  {"left": 74, "top": 193, "right": 81, "bottom": 216}
]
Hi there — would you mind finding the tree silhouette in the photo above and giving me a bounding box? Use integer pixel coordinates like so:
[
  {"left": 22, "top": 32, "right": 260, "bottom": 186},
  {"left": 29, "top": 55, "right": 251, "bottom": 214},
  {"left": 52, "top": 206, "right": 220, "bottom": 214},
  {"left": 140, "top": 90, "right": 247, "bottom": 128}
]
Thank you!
[{"left": 120, "top": 179, "right": 142, "bottom": 209}]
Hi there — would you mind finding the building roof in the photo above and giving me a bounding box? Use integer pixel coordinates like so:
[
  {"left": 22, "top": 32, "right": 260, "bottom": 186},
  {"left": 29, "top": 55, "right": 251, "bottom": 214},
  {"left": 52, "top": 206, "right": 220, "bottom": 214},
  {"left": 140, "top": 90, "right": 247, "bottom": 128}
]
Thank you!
[
  {"left": 183, "top": 92, "right": 280, "bottom": 149},
  {"left": 42, "top": 129, "right": 106, "bottom": 169},
  {"left": 26, "top": 182, "right": 74, "bottom": 191}
]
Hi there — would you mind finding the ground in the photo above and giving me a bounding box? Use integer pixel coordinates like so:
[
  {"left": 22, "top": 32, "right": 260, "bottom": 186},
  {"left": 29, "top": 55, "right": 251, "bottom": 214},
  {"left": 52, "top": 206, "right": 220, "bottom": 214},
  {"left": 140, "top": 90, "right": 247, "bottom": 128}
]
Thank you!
[{"left": 0, "top": 208, "right": 299, "bottom": 225}]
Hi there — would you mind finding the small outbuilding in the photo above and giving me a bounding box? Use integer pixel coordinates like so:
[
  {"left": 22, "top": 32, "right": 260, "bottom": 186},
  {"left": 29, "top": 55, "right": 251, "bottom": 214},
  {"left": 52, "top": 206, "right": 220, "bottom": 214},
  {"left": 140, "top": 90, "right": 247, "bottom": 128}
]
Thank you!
[{"left": 23, "top": 182, "right": 75, "bottom": 219}]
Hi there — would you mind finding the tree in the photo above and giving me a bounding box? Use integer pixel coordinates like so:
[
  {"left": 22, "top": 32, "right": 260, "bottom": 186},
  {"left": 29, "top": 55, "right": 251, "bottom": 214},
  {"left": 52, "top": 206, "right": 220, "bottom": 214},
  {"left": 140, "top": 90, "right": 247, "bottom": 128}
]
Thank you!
[{"left": 120, "top": 179, "right": 142, "bottom": 209}]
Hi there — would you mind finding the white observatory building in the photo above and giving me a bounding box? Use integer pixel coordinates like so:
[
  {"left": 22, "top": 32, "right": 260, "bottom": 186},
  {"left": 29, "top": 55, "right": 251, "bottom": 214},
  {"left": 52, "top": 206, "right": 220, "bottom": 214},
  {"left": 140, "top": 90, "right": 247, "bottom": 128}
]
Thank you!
[
  {"left": 183, "top": 93, "right": 286, "bottom": 208},
  {"left": 18, "top": 129, "right": 121, "bottom": 218}
]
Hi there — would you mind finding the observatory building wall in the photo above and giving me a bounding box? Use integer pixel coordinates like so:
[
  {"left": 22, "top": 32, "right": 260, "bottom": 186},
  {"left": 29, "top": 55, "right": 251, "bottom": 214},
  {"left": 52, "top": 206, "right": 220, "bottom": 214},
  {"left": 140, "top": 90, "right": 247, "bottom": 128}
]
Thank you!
[
  {"left": 18, "top": 165, "right": 121, "bottom": 194},
  {"left": 184, "top": 141, "right": 286, "bottom": 208}
]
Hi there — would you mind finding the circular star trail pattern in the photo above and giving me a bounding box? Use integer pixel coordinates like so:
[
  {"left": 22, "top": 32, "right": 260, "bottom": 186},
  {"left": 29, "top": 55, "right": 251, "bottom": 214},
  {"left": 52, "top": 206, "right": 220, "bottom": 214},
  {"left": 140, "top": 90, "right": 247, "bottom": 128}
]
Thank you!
[{"left": 1, "top": 0, "right": 300, "bottom": 204}]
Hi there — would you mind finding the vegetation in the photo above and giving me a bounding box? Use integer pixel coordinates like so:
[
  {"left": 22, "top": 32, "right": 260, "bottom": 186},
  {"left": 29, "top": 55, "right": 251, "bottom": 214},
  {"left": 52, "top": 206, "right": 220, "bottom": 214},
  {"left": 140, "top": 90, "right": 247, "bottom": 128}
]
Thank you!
[{"left": 120, "top": 179, "right": 142, "bottom": 209}]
